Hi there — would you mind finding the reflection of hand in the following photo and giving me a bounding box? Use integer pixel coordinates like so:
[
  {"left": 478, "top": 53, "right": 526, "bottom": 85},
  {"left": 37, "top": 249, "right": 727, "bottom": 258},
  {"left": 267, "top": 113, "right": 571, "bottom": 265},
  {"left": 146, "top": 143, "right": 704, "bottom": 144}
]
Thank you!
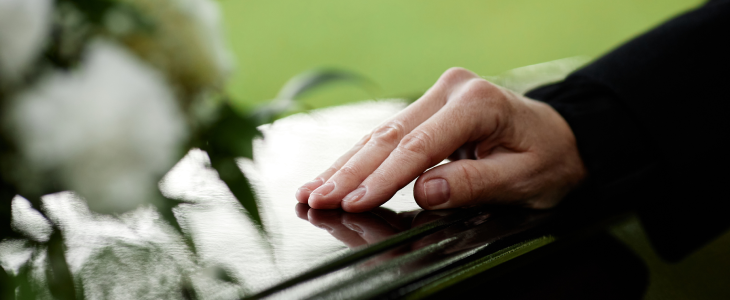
[
  {"left": 296, "top": 68, "right": 586, "bottom": 212},
  {"left": 412, "top": 210, "right": 547, "bottom": 254},
  {"left": 295, "top": 204, "right": 453, "bottom": 248},
  {"left": 296, "top": 204, "right": 399, "bottom": 248}
]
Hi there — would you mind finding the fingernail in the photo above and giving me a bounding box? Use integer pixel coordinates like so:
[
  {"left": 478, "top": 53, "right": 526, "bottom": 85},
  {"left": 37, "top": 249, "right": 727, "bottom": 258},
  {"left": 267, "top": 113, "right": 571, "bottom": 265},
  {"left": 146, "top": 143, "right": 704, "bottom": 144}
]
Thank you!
[
  {"left": 425, "top": 179, "right": 450, "bottom": 207},
  {"left": 344, "top": 223, "right": 364, "bottom": 234},
  {"left": 343, "top": 186, "right": 367, "bottom": 203},
  {"left": 295, "top": 187, "right": 311, "bottom": 201},
  {"left": 312, "top": 181, "right": 336, "bottom": 197}
]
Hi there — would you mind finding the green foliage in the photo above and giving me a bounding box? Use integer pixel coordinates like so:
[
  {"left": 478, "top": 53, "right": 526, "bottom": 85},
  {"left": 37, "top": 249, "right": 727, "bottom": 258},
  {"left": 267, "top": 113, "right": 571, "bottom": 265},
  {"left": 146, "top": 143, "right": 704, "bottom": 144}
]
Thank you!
[
  {"left": 0, "top": 265, "right": 13, "bottom": 300},
  {"left": 191, "top": 101, "right": 264, "bottom": 232},
  {"left": 276, "top": 68, "right": 377, "bottom": 102},
  {"left": 0, "top": 180, "right": 19, "bottom": 240},
  {"left": 14, "top": 263, "right": 41, "bottom": 300},
  {"left": 57, "top": 0, "right": 117, "bottom": 24},
  {"left": 46, "top": 230, "right": 78, "bottom": 300},
  {"left": 202, "top": 104, "right": 262, "bottom": 160},
  {"left": 209, "top": 154, "right": 264, "bottom": 230},
  {"left": 253, "top": 68, "right": 378, "bottom": 124},
  {"left": 56, "top": 0, "right": 153, "bottom": 30}
]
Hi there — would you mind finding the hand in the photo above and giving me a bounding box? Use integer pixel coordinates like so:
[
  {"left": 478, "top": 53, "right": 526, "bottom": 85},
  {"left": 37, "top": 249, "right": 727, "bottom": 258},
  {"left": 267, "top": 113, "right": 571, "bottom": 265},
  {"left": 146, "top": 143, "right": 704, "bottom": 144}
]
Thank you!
[{"left": 296, "top": 67, "right": 586, "bottom": 212}]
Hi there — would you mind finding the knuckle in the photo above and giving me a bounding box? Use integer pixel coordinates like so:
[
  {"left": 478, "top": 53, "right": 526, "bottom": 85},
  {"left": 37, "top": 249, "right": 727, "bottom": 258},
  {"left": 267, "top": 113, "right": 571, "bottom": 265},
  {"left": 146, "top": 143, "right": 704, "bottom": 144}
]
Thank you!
[
  {"left": 337, "top": 164, "right": 361, "bottom": 178},
  {"left": 370, "top": 121, "right": 406, "bottom": 146},
  {"left": 355, "top": 134, "right": 372, "bottom": 147},
  {"left": 462, "top": 78, "right": 500, "bottom": 101},
  {"left": 398, "top": 130, "right": 432, "bottom": 155},
  {"left": 456, "top": 79, "right": 513, "bottom": 116},
  {"left": 440, "top": 67, "right": 476, "bottom": 84}
]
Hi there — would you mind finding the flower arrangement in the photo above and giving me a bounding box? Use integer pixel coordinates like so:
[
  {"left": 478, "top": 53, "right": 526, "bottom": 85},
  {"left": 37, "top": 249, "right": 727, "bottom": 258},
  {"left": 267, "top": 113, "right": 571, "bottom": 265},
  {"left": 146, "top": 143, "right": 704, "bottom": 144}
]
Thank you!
[
  {"left": 0, "top": 0, "right": 364, "bottom": 297},
  {"left": 1, "top": 0, "right": 235, "bottom": 212},
  {"left": 1, "top": 0, "right": 371, "bottom": 296}
]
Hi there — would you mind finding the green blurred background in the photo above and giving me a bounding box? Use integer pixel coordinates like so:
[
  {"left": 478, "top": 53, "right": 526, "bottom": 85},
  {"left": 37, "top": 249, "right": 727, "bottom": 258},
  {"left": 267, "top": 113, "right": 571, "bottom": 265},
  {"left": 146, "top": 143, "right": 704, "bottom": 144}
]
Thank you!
[{"left": 219, "top": 0, "right": 702, "bottom": 109}]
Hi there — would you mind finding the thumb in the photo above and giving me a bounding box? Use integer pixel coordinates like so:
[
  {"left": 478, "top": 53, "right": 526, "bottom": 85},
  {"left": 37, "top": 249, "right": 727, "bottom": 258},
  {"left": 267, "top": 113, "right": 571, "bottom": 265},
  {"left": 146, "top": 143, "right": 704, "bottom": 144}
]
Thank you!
[{"left": 413, "top": 152, "right": 533, "bottom": 210}]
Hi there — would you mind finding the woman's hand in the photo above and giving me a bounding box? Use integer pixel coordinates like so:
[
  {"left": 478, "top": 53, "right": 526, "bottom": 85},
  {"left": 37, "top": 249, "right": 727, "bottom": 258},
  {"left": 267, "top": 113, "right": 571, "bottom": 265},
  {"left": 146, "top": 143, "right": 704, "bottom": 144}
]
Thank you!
[{"left": 296, "top": 67, "right": 586, "bottom": 212}]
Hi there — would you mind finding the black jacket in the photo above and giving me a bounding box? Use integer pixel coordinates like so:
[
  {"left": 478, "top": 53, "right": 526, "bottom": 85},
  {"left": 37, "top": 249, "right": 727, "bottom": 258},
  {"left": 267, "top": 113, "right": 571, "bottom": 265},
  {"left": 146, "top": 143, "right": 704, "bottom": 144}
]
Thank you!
[{"left": 526, "top": 0, "right": 730, "bottom": 261}]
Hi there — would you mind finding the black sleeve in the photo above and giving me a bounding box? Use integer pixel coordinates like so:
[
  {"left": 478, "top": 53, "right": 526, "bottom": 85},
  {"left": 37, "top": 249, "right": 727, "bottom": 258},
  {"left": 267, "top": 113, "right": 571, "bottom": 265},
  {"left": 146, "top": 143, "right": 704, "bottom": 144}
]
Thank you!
[{"left": 525, "top": 0, "right": 730, "bottom": 261}]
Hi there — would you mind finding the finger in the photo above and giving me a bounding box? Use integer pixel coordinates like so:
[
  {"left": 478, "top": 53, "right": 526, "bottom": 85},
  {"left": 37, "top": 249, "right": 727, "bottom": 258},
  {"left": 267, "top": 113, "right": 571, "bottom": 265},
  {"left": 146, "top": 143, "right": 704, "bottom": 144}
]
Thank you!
[
  {"left": 307, "top": 117, "right": 418, "bottom": 209},
  {"left": 306, "top": 68, "right": 481, "bottom": 209},
  {"left": 341, "top": 79, "right": 504, "bottom": 212},
  {"left": 295, "top": 135, "right": 368, "bottom": 203},
  {"left": 412, "top": 150, "right": 540, "bottom": 210}
]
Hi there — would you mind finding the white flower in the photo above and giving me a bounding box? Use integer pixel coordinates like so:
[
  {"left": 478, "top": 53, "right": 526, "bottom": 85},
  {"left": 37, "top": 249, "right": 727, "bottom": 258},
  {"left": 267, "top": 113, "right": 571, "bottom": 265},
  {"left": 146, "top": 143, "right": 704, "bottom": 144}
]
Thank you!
[
  {"left": 116, "top": 0, "right": 235, "bottom": 93},
  {"left": 172, "top": 0, "right": 234, "bottom": 80},
  {"left": 0, "top": 0, "right": 52, "bottom": 82},
  {"left": 5, "top": 40, "right": 188, "bottom": 213}
]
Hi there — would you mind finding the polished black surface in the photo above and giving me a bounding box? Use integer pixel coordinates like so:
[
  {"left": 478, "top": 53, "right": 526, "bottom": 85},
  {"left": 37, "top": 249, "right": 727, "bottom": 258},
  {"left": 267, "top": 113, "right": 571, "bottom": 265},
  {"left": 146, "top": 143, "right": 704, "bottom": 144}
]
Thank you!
[
  {"left": 1, "top": 100, "right": 642, "bottom": 299},
  {"left": 422, "top": 232, "right": 648, "bottom": 300}
]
